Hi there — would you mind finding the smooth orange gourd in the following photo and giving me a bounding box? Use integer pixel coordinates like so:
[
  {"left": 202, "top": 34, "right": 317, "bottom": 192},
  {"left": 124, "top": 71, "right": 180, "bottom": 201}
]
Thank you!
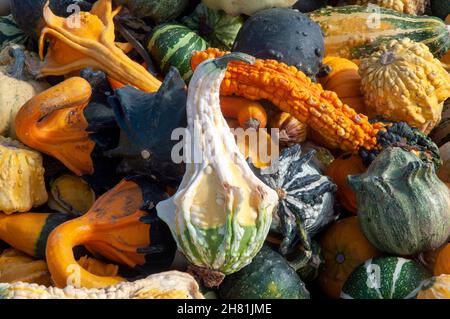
[
  {"left": 417, "top": 275, "right": 450, "bottom": 299},
  {"left": 46, "top": 176, "right": 176, "bottom": 289},
  {"left": 15, "top": 77, "right": 95, "bottom": 176},
  {"left": 326, "top": 153, "right": 367, "bottom": 214},
  {"left": 220, "top": 96, "right": 267, "bottom": 129},
  {"left": 434, "top": 243, "right": 450, "bottom": 276},
  {"left": 192, "top": 48, "right": 384, "bottom": 152},
  {"left": 39, "top": 0, "right": 161, "bottom": 92},
  {"left": 318, "top": 216, "right": 380, "bottom": 299}
]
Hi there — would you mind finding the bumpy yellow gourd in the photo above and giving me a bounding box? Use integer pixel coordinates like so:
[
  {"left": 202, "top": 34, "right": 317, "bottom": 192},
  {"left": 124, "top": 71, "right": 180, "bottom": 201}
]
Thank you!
[
  {"left": 349, "top": 0, "right": 427, "bottom": 14},
  {"left": 360, "top": 38, "right": 450, "bottom": 134},
  {"left": 0, "top": 137, "right": 47, "bottom": 214}
]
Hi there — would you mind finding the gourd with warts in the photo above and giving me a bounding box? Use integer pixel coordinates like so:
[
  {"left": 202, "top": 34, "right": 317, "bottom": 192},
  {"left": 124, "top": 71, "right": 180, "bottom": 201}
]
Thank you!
[
  {"left": 348, "top": 0, "right": 427, "bottom": 14},
  {"left": 359, "top": 38, "right": 450, "bottom": 134},
  {"left": 156, "top": 53, "right": 279, "bottom": 287}
]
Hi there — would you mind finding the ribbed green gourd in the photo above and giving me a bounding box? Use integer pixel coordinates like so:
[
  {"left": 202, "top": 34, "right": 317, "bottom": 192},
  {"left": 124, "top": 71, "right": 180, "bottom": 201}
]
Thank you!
[
  {"left": 156, "top": 53, "right": 278, "bottom": 287},
  {"left": 348, "top": 147, "right": 450, "bottom": 256}
]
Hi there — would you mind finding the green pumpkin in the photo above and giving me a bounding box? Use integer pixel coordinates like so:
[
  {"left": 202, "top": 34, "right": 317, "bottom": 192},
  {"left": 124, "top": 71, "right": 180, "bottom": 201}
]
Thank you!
[
  {"left": 182, "top": 3, "right": 244, "bottom": 50},
  {"left": 341, "top": 257, "right": 430, "bottom": 299},
  {"left": 147, "top": 24, "right": 209, "bottom": 81},
  {"left": 115, "top": 0, "right": 190, "bottom": 23},
  {"left": 0, "top": 15, "right": 27, "bottom": 51},
  {"left": 348, "top": 147, "right": 450, "bottom": 256},
  {"left": 219, "top": 245, "right": 310, "bottom": 299}
]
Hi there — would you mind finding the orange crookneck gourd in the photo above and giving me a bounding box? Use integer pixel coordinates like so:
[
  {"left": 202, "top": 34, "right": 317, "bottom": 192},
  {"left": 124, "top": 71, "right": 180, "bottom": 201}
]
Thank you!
[{"left": 38, "top": 0, "right": 161, "bottom": 92}]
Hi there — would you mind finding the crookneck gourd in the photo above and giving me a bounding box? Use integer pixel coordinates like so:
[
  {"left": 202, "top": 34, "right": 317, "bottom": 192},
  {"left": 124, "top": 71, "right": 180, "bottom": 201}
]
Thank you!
[
  {"left": 46, "top": 176, "right": 177, "bottom": 288},
  {"left": 38, "top": 0, "right": 161, "bottom": 92},
  {"left": 191, "top": 49, "right": 441, "bottom": 166},
  {"left": 0, "top": 212, "right": 72, "bottom": 259},
  {"left": 0, "top": 271, "right": 204, "bottom": 299},
  {"left": 348, "top": 147, "right": 450, "bottom": 256},
  {"left": 156, "top": 53, "right": 279, "bottom": 287},
  {"left": 359, "top": 38, "right": 450, "bottom": 134},
  {"left": 253, "top": 144, "right": 336, "bottom": 256},
  {"left": 0, "top": 137, "right": 48, "bottom": 214}
]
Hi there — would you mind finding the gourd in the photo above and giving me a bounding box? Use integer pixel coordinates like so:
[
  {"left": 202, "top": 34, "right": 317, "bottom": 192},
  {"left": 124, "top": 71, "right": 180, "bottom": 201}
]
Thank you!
[
  {"left": 76, "top": 256, "right": 119, "bottom": 279},
  {"left": 308, "top": 6, "right": 450, "bottom": 59},
  {"left": 253, "top": 144, "right": 336, "bottom": 255},
  {"left": 106, "top": 67, "right": 188, "bottom": 188},
  {"left": 0, "top": 212, "right": 72, "bottom": 258},
  {"left": 348, "top": 147, "right": 450, "bottom": 256},
  {"left": 0, "top": 15, "right": 27, "bottom": 51},
  {"left": 192, "top": 49, "right": 441, "bottom": 164},
  {"left": 0, "top": 248, "right": 51, "bottom": 286},
  {"left": 434, "top": 244, "right": 450, "bottom": 276},
  {"left": 417, "top": 275, "right": 450, "bottom": 299},
  {"left": 147, "top": 24, "right": 209, "bottom": 82},
  {"left": 156, "top": 53, "right": 279, "bottom": 287},
  {"left": 430, "top": 0, "right": 450, "bottom": 20},
  {"left": 270, "top": 112, "right": 308, "bottom": 147},
  {"left": 0, "top": 44, "right": 49, "bottom": 138},
  {"left": 341, "top": 257, "right": 430, "bottom": 299},
  {"left": 318, "top": 216, "right": 380, "bottom": 299},
  {"left": 293, "top": 0, "right": 327, "bottom": 12},
  {"left": 437, "top": 143, "right": 450, "bottom": 185},
  {"left": 220, "top": 96, "right": 267, "bottom": 129},
  {"left": 182, "top": 3, "right": 244, "bottom": 50},
  {"left": 46, "top": 176, "right": 177, "bottom": 288},
  {"left": 219, "top": 245, "right": 310, "bottom": 299},
  {"left": 359, "top": 38, "right": 450, "bottom": 134},
  {"left": 202, "top": 0, "right": 297, "bottom": 16},
  {"left": 0, "top": 137, "right": 48, "bottom": 214},
  {"left": 115, "top": 0, "right": 190, "bottom": 23},
  {"left": 38, "top": 0, "right": 161, "bottom": 92},
  {"left": 318, "top": 56, "right": 366, "bottom": 114},
  {"left": 348, "top": 0, "right": 427, "bottom": 14},
  {"left": 232, "top": 8, "right": 324, "bottom": 80},
  {"left": 326, "top": 153, "right": 366, "bottom": 214},
  {"left": 0, "top": 271, "right": 204, "bottom": 299},
  {"left": 47, "top": 174, "right": 96, "bottom": 216}
]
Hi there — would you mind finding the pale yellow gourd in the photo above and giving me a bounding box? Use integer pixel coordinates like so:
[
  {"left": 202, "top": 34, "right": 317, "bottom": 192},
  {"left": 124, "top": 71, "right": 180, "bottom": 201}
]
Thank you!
[{"left": 359, "top": 38, "right": 450, "bottom": 134}]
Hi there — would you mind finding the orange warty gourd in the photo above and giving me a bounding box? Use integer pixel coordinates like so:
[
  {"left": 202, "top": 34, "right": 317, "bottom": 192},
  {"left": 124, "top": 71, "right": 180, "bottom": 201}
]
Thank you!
[
  {"left": 318, "top": 216, "right": 380, "bottom": 299},
  {"left": 192, "top": 48, "right": 384, "bottom": 152},
  {"left": 326, "top": 153, "right": 367, "bottom": 214},
  {"left": 319, "top": 56, "right": 367, "bottom": 114},
  {"left": 434, "top": 243, "right": 450, "bottom": 276},
  {"left": 38, "top": 0, "right": 161, "bottom": 92}
]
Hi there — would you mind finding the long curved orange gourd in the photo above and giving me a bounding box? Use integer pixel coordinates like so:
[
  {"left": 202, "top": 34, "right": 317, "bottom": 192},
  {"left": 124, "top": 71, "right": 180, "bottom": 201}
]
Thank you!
[
  {"left": 39, "top": 0, "right": 161, "bottom": 92},
  {"left": 46, "top": 177, "right": 174, "bottom": 289},
  {"left": 192, "top": 48, "right": 384, "bottom": 151},
  {"left": 15, "top": 77, "right": 95, "bottom": 176}
]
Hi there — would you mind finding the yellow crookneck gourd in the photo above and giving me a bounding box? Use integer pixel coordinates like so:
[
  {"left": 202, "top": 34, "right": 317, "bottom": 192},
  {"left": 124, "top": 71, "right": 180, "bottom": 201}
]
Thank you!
[
  {"left": 359, "top": 38, "right": 450, "bottom": 134},
  {"left": 38, "top": 0, "right": 161, "bottom": 92},
  {"left": 156, "top": 53, "right": 279, "bottom": 287}
]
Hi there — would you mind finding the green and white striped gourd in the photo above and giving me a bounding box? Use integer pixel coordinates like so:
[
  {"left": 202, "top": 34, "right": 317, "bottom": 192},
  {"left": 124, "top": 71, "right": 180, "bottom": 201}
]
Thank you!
[
  {"left": 309, "top": 5, "right": 450, "bottom": 59},
  {"left": 341, "top": 257, "right": 430, "bottom": 299},
  {"left": 0, "top": 15, "right": 27, "bottom": 51},
  {"left": 156, "top": 53, "right": 278, "bottom": 287},
  {"left": 348, "top": 147, "right": 450, "bottom": 256},
  {"left": 146, "top": 24, "right": 209, "bottom": 81}
]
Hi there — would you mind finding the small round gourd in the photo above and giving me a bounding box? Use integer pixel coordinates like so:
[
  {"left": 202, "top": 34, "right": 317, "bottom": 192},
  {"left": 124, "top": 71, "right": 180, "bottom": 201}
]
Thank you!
[
  {"left": 359, "top": 38, "right": 450, "bottom": 134},
  {"left": 434, "top": 244, "right": 450, "bottom": 276}
]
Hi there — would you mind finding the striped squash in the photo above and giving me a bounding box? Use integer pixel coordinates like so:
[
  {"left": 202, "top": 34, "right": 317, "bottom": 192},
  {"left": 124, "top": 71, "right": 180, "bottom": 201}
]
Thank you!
[
  {"left": 309, "top": 5, "right": 450, "bottom": 59},
  {"left": 147, "top": 24, "right": 209, "bottom": 81},
  {"left": 341, "top": 257, "right": 430, "bottom": 299},
  {"left": 0, "top": 15, "right": 28, "bottom": 51}
]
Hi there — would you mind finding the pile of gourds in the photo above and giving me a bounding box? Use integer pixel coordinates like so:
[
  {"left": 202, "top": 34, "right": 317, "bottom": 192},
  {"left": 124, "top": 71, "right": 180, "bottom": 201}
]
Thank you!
[{"left": 0, "top": 0, "right": 448, "bottom": 299}]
